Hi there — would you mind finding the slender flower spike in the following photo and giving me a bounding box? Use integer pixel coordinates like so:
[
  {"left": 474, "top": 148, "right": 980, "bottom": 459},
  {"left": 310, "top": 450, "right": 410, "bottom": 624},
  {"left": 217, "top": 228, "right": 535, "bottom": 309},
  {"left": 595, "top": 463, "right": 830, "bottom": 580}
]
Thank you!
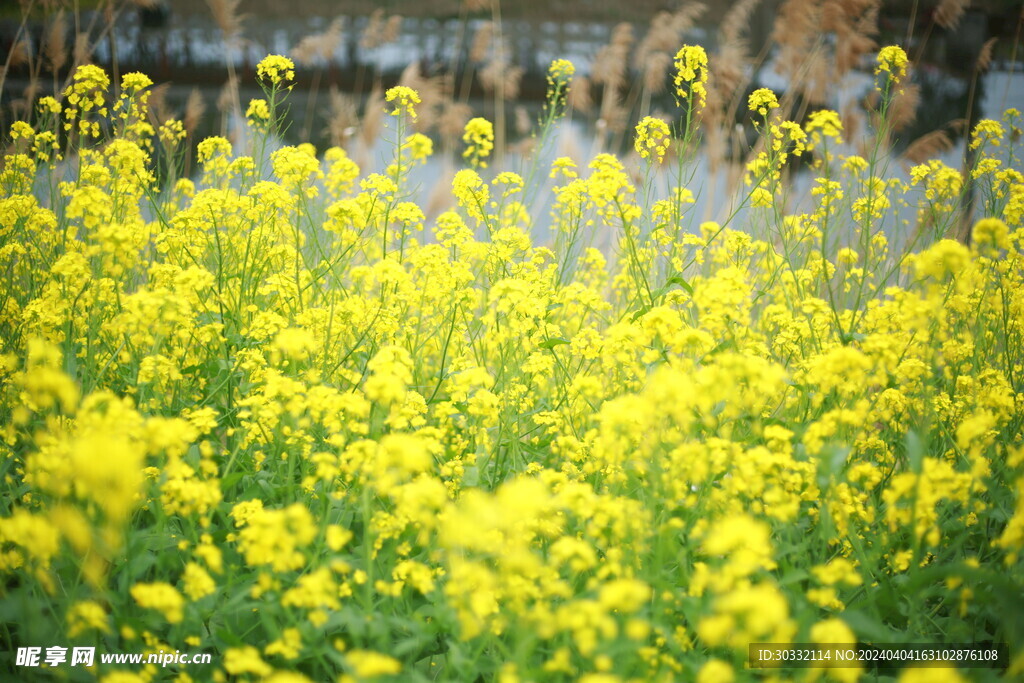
[
  {"left": 970, "top": 119, "right": 1005, "bottom": 150},
  {"left": 806, "top": 109, "right": 844, "bottom": 149},
  {"left": 548, "top": 59, "right": 575, "bottom": 87},
  {"left": 635, "top": 116, "right": 672, "bottom": 164},
  {"left": 673, "top": 45, "right": 709, "bottom": 110},
  {"left": 875, "top": 46, "right": 908, "bottom": 84},
  {"left": 748, "top": 88, "right": 779, "bottom": 118},
  {"left": 385, "top": 86, "right": 421, "bottom": 121},
  {"left": 462, "top": 117, "right": 495, "bottom": 168},
  {"left": 256, "top": 54, "right": 296, "bottom": 86},
  {"left": 120, "top": 72, "right": 153, "bottom": 94},
  {"left": 38, "top": 96, "right": 61, "bottom": 115},
  {"left": 246, "top": 99, "right": 271, "bottom": 130}
]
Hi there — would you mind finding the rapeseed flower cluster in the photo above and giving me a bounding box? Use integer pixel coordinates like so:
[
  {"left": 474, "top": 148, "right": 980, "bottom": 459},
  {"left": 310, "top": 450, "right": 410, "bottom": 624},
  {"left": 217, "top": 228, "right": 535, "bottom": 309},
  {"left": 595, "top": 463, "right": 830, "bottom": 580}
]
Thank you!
[
  {"left": 634, "top": 116, "right": 672, "bottom": 164},
  {"left": 875, "top": 45, "right": 909, "bottom": 84},
  {"left": 462, "top": 117, "right": 495, "bottom": 168},
  {"left": 673, "top": 45, "right": 709, "bottom": 111},
  {"left": 256, "top": 54, "right": 296, "bottom": 85},
  {"left": 1, "top": 48, "right": 1022, "bottom": 683}
]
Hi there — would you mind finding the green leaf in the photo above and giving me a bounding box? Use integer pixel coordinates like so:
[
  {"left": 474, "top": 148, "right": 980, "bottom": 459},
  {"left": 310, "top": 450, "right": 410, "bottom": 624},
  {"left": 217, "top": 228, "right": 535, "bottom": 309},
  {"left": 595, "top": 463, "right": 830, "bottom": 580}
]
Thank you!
[
  {"left": 664, "top": 274, "right": 693, "bottom": 295},
  {"left": 630, "top": 304, "right": 652, "bottom": 321},
  {"left": 220, "top": 471, "right": 245, "bottom": 492},
  {"left": 905, "top": 429, "right": 924, "bottom": 473},
  {"left": 840, "top": 609, "right": 904, "bottom": 643},
  {"left": 538, "top": 337, "right": 570, "bottom": 349}
]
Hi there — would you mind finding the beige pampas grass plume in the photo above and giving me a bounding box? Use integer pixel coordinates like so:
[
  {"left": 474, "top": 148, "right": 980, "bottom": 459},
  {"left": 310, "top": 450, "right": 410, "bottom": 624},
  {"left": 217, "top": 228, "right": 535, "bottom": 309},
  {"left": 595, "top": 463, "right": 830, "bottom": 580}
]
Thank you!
[
  {"left": 592, "top": 22, "right": 633, "bottom": 89},
  {"left": 398, "top": 61, "right": 449, "bottom": 132},
  {"left": 216, "top": 77, "right": 237, "bottom": 114},
  {"left": 902, "top": 129, "right": 953, "bottom": 165},
  {"left": 469, "top": 22, "right": 493, "bottom": 63},
  {"left": 890, "top": 82, "right": 920, "bottom": 131},
  {"left": 44, "top": 10, "right": 68, "bottom": 74},
  {"left": 642, "top": 51, "right": 672, "bottom": 95},
  {"left": 514, "top": 105, "right": 531, "bottom": 136},
  {"left": 438, "top": 100, "right": 472, "bottom": 148},
  {"left": 326, "top": 86, "right": 358, "bottom": 147},
  {"left": 207, "top": 0, "right": 244, "bottom": 43},
  {"left": 360, "top": 86, "right": 384, "bottom": 147},
  {"left": 360, "top": 10, "right": 385, "bottom": 50},
  {"left": 72, "top": 32, "right": 92, "bottom": 67},
  {"left": 841, "top": 100, "right": 863, "bottom": 142},
  {"left": 8, "top": 40, "right": 30, "bottom": 69},
  {"left": 934, "top": 0, "right": 970, "bottom": 31},
  {"left": 383, "top": 16, "right": 403, "bottom": 45},
  {"left": 147, "top": 83, "right": 172, "bottom": 126},
  {"left": 568, "top": 75, "right": 592, "bottom": 112},
  {"left": 293, "top": 17, "right": 345, "bottom": 66},
  {"left": 184, "top": 88, "right": 206, "bottom": 136},
  {"left": 479, "top": 56, "right": 522, "bottom": 99},
  {"left": 976, "top": 37, "right": 997, "bottom": 72},
  {"left": 721, "top": 0, "right": 760, "bottom": 42}
]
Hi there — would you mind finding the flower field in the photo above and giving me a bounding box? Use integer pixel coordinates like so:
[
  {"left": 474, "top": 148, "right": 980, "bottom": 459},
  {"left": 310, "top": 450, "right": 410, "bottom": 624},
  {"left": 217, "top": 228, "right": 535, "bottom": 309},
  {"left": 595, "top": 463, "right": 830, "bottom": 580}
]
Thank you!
[{"left": 1, "top": 44, "right": 1024, "bottom": 683}]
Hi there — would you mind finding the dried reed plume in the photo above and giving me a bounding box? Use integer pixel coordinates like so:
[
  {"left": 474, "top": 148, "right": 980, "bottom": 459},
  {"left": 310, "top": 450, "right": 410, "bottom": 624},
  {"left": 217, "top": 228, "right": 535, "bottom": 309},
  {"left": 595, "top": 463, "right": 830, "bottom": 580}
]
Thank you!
[
  {"left": 634, "top": 2, "right": 705, "bottom": 103},
  {"left": 146, "top": 83, "right": 171, "bottom": 126},
  {"left": 72, "top": 32, "right": 92, "bottom": 67},
  {"left": 597, "top": 97, "right": 628, "bottom": 136},
  {"left": 469, "top": 22, "right": 494, "bottom": 63},
  {"left": 772, "top": 0, "right": 821, "bottom": 85},
  {"left": 398, "top": 61, "right": 450, "bottom": 133},
  {"left": 216, "top": 77, "right": 238, "bottom": 114},
  {"left": 890, "top": 81, "right": 920, "bottom": 131},
  {"left": 592, "top": 23, "right": 633, "bottom": 90},
  {"left": 360, "top": 10, "right": 385, "bottom": 50},
  {"left": 514, "top": 105, "right": 531, "bottom": 136},
  {"left": 976, "top": 37, "right": 997, "bottom": 72},
  {"left": 934, "top": 0, "right": 970, "bottom": 31},
  {"left": 325, "top": 86, "right": 359, "bottom": 147},
  {"left": 643, "top": 52, "right": 672, "bottom": 94},
  {"left": 480, "top": 62, "right": 522, "bottom": 100},
  {"left": 703, "top": 0, "right": 759, "bottom": 169},
  {"left": 8, "top": 40, "right": 30, "bottom": 69},
  {"left": 479, "top": 51, "right": 523, "bottom": 100},
  {"left": 841, "top": 100, "right": 863, "bottom": 141},
  {"left": 709, "top": 0, "right": 760, "bottom": 108},
  {"left": 184, "top": 89, "right": 206, "bottom": 137},
  {"left": 360, "top": 86, "right": 384, "bottom": 148},
  {"left": 902, "top": 128, "right": 955, "bottom": 165},
  {"left": 773, "top": 0, "right": 880, "bottom": 108},
  {"left": 44, "top": 10, "right": 68, "bottom": 74},
  {"left": 383, "top": 16, "right": 403, "bottom": 45},
  {"left": 568, "top": 75, "right": 593, "bottom": 113},
  {"left": 292, "top": 17, "right": 345, "bottom": 66},
  {"left": 438, "top": 100, "right": 472, "bottom": 148},
  {"left": 207, "top": 0, "right": 244, "bottom": 43}
]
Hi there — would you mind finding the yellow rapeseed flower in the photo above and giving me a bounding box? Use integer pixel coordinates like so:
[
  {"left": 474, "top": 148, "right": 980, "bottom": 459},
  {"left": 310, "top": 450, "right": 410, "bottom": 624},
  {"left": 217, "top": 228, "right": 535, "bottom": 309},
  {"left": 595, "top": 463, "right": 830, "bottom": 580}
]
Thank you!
[
  {"left": 256, "top": 54, "right": 296, "bottom": 85},
  {"left": 875, "top": 45, "right": 909, "bottom": 84},
  {"left": 385, "top": 85, "right": 421, "bottom": 120},
  {"left": 673, "top": 45, "right": 709, "bottom": 110},
  {"left": 462, "top": 117, "right": 495, "bottom": 168},
  {"left": 548, "top": 58, "right": 575, "bottom": 86},
  {"left": 634, "top": 116, "right": 672, "bottom": 164},
  {"left": 748, "top": 88, "right": 779, "bottom": 118}
]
